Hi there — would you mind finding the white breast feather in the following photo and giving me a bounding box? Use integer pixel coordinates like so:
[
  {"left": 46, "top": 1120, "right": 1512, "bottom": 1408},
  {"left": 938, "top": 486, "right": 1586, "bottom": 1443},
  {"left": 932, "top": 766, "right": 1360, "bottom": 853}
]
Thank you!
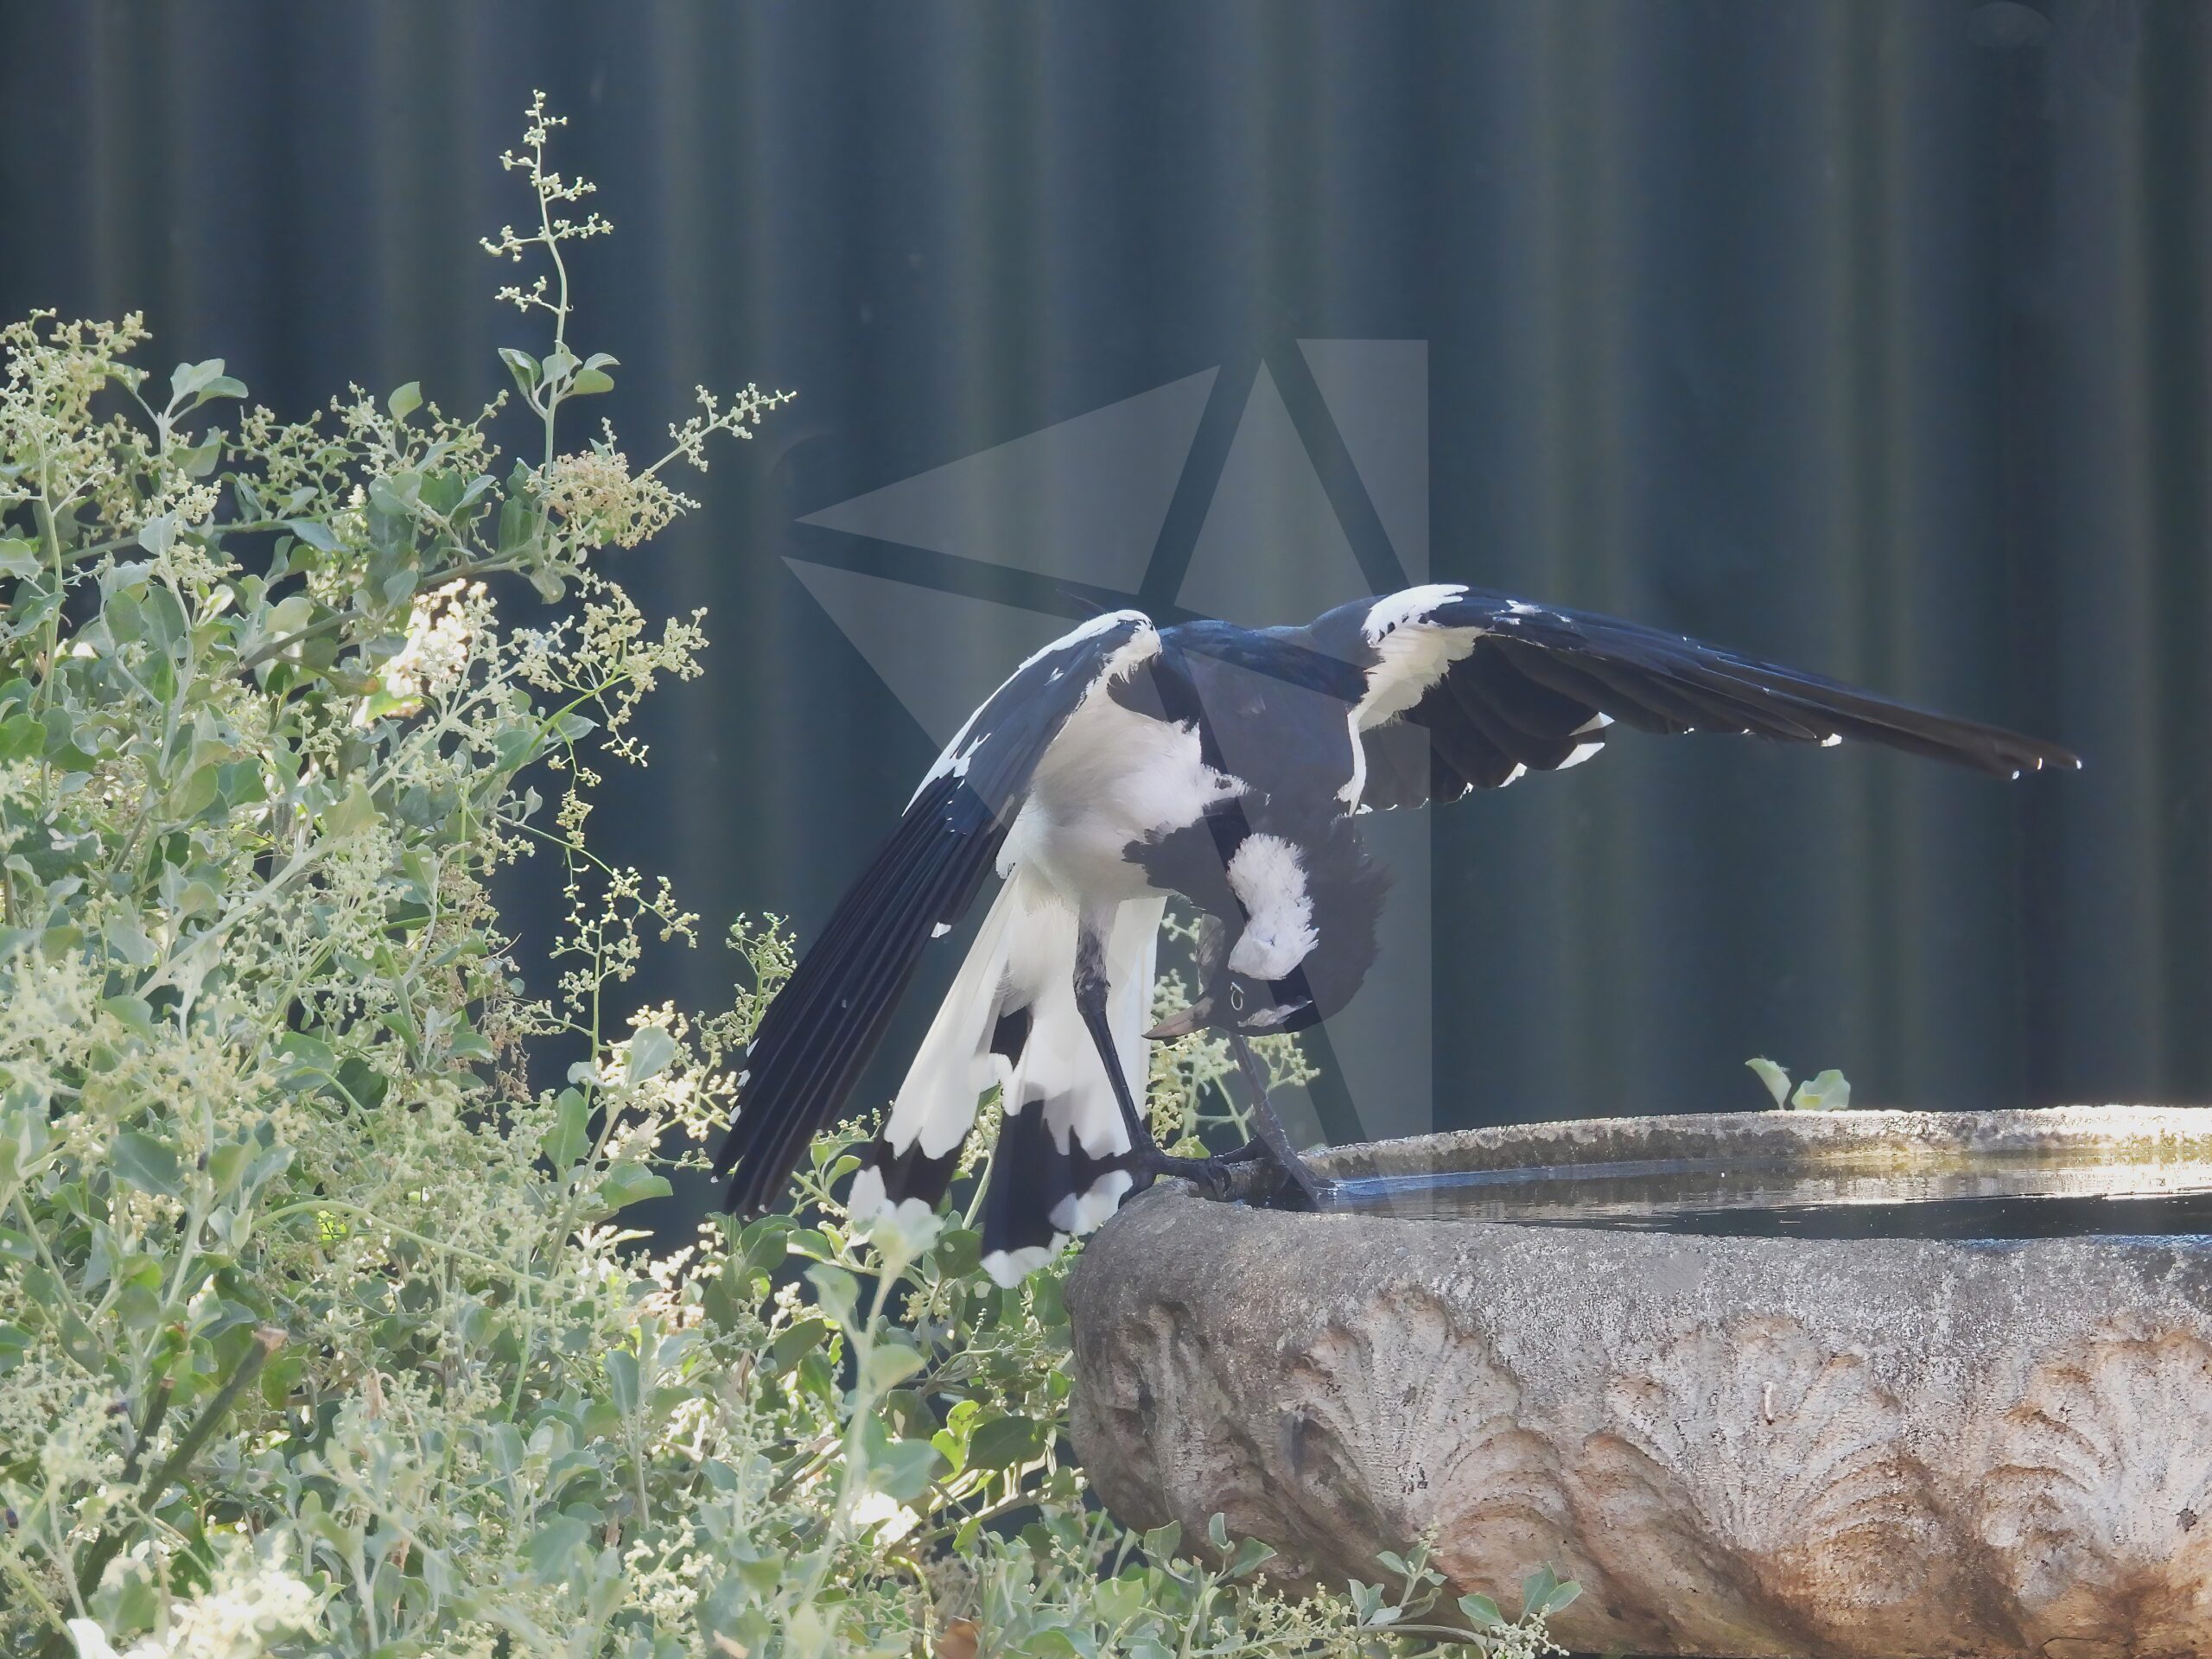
[
  {"left": 1007, "top": 687, "right": 1240, "bottom": 897},
  {"left": 1225, "top": 834, "right": 1318, "bottom": 979}
]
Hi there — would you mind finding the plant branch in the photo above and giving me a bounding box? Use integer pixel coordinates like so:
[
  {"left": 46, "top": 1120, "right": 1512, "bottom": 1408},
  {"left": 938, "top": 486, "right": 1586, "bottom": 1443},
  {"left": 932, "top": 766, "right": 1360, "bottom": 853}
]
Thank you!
[{"left": 117, "top": 1375, "right": 175, "bottom": 1488}]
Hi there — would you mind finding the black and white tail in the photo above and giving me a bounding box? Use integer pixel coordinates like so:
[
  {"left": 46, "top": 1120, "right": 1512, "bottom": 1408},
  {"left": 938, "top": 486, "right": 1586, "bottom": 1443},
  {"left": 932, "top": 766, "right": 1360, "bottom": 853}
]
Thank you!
[{"left": 848, "top": 868, "right": 1162, "bottom": 1285}]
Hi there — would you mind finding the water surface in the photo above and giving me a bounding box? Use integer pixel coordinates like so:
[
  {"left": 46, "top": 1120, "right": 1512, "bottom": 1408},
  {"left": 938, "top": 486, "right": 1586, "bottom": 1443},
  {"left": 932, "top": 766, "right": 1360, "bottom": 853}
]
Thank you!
[{"left": 1330, "top": 1156, "right": 2212, "bottom": 1239}]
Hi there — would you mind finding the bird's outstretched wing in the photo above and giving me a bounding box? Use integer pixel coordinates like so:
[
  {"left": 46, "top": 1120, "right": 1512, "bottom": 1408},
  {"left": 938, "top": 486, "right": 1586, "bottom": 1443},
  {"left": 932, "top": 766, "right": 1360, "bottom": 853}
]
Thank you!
[
  {"left": 1316, "top": 584, "right": 2078, "bottom": 811},
  {"left": 715, "top": 609, "right": 1159, "bottom": 1215}
]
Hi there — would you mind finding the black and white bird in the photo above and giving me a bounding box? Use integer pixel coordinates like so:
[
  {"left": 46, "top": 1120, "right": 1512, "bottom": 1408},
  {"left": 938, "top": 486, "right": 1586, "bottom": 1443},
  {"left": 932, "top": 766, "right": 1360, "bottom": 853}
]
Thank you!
[{"left": 715, "top": 584, "right": 2076, "bottom": 1282}]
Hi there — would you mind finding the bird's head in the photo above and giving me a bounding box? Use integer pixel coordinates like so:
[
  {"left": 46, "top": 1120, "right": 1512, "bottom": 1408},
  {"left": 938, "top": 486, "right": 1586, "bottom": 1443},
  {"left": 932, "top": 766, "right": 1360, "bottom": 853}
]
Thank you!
[{"left": 1147, "top": 818, "right": 1386, "bottom": 1039}]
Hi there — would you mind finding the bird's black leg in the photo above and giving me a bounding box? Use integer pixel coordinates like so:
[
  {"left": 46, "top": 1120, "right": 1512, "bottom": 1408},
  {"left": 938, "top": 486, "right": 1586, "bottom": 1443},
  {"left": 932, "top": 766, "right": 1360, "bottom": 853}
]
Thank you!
[
  {"left": 1228, "top": 1031, "right": 1338, "bottom": 1211},
  {"left": 1072, "top": 925, "right": 1261, "bottom": 1201}
]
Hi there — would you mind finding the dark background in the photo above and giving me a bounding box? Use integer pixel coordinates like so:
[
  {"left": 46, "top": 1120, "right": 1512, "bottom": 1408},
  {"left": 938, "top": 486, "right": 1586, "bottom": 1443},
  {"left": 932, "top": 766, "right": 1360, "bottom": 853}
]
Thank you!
[{"left": 3, "top": 2, "right": 2205, "bottom": 1180}]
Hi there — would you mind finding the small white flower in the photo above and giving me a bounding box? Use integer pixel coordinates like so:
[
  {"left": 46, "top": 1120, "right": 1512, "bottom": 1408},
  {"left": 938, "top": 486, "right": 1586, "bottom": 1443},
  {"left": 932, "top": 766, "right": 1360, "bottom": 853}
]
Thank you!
[
  {"left": 858, "top": 1195, "right": 944, "bottom": 1271},
  {"left": 848, "top": 1488, "right": 920, "bottom": 1544}
]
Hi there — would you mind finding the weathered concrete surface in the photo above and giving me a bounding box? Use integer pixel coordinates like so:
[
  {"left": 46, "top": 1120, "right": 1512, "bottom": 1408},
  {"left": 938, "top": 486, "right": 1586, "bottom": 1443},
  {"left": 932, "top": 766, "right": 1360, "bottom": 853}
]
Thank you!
[{"left": 1065, "top": 1109, "right": 2212, "bottom": 1659}]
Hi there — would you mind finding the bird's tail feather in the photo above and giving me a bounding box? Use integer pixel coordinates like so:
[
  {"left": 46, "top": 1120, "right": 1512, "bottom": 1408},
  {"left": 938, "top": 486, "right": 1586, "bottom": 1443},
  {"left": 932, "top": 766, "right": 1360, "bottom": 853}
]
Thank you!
[
  {"left": 715, "top": 778, "right": 997, "bottom": 1216},
  {"left": 847, "top": 873, "right": 1033, "bottom": 1220},
  {"left": 850, "top": 875, "right": 1161, "bottom": 1285}
]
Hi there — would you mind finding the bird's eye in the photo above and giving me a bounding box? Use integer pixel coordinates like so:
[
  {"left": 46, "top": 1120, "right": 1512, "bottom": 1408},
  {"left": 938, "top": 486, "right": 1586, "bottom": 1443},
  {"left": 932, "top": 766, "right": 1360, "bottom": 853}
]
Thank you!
[{"left": 1228, "top": 982, "right": 1246, "bottom": 1013}]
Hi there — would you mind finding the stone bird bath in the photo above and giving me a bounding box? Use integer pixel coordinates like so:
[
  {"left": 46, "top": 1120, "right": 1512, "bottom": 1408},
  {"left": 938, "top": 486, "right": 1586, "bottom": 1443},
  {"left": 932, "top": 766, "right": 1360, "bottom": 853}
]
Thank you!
[{"left": 1065, "top": 1108, "right": 2212, "bottom": 1659}]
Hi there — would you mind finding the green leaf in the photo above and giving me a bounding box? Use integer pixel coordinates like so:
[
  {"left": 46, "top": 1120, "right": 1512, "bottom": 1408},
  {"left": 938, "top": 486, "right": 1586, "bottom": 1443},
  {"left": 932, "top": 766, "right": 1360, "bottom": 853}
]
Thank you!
[
  {"left": 624, "top": 1026, "right": 678, "bottom": 1084},
  {"left": 447, "top": 1026, "right": 495, "bottom": 1063},
  {"left": 700, "top": 1263, "right": 753, "bottom": 1332},
  {"left": 594, "top": 1162, "right": 671, "bottom": 1213},
  {"left": 366, "top": 474, "right": 418, "bottom": 520},
  {"left": 738, "top": 1216, "right": 792, "bottom": 1280},
  {"left": 168, "top": 358, "right": 235, "bottom": 407},
  {"left": 605, "top": 1349, "right": 641, "bottom": 1416},
  {"left": 101, "top": 994, "right": 158, "bottom": 1040},
  {"left": 860, "top": 1414, "right": 943, "bottom": 1503},
  {"left": 1790, "top": 1068, "right": 1853, "bottom": 1113},
  {"left": 173, "top": 762, "right": 223, "bottom": 820},
  {"left": 1226, "top": 1536, "right": 1275, "bottom": 1579},
  {"left": 1521, "top": 1565, "right": 1560, "bottom": 1621},
  {"left": 274, "top": 1032, "right": 339, "bottom": 1084},
  {"left": 496, "top": 495, "right": 536, "bottom": 556},
  {"left": 934, "top": 1226, "right": 982, "bottom": 1278},
  {"left": 322, "top": 782, "right": 377, "bottom": 838},
  {"left": 859, "top": 1339, "right": 925, "bottom": 1395},
  {"left": 804, "top": 1262, "right": 858, "bottom": 1328},
  {"left": 527, "top": 1515, "right": 591, "bottom": 1585},
  {"left": 175, "top": 434, "right": 223, "bottom": 477},
  {"left": 543, "top": 1089, "right": 590, "bottom": 1169},
  {"left": 284, "top": 518, "right": 343, "bottom": 553},
  {"left": 207, "top": 1140, "right": 255, "bottom": 1196},
  {"left": 965, "top": 1414, "right": 1049, "bottom": 1471},
  {"left": 387, "top": 382, "right": 423, "bottom": 422},
  {"left": 569, "top": 367, "right": 615, "bottom": 397},
  {"left": 259, "top": 594, "right": 315, "bottom": 650},
  {"left": 498, "top": 346, "right": 542, "bottom": 396},
  {"left": 102, "top": 913, "right": 156, "bottom": 968},
  {"left": 767, "top": 1319, "right": 830, "bottom": 1372},
  {"left": 0, "top": 715, "right": 41, "bottom": 764},
  {"left": 112, "top": 1129, "right": 182, "bottom": 1198},
  {"left": 1745, "top": 1057, "right": 1791, "bottom": 1108},
  {"left": 0, "top": 539, "right": 40, "bottom": 580},
  {"left": 1346, "top": 1580, "right": 1385, "bottom": 1624},
  {"left": 258, "top": 1344, "right": 304, "bottom": 1408},
  {"left": 1457, "top": 1593, "right": 1504, "bottom": 1631},
  {"left": 43, "top": 708, "right": 101, "bottom": 772}
]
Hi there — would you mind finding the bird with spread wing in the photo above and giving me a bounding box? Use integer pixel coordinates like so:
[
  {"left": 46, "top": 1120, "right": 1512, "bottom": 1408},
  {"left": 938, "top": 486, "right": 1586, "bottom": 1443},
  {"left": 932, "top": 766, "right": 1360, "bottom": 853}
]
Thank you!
[{"left": 716, "top": 584, "right": 2077, "bottom": 1284}]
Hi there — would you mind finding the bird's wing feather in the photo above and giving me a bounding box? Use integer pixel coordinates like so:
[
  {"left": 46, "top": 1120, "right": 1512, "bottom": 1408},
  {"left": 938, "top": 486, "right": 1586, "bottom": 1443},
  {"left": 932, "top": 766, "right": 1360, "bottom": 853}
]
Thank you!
[
  {"left": 1329, "top": 584, "right": 2077, "bottom": 811},
  {"left": 715, "top": 609, "right": 1159, "bottom": 1215}
]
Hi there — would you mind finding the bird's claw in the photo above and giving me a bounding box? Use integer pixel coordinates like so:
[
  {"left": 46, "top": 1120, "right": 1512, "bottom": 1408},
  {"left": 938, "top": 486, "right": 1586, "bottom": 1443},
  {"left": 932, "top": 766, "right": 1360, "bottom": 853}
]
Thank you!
[
  {"left": 1137, "top": 1149, "right": 1237, "bottom": 1198},
  {"left": 1133, "top": 1144, "right": 1333, "bottom": 1208}
]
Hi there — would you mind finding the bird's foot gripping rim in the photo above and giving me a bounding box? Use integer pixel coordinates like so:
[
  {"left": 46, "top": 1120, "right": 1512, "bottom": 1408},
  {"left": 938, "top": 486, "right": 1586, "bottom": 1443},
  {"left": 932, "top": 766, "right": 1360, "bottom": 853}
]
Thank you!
[{"left": 1123, "top": 1143, "right": 1338, "bottom": 1211}]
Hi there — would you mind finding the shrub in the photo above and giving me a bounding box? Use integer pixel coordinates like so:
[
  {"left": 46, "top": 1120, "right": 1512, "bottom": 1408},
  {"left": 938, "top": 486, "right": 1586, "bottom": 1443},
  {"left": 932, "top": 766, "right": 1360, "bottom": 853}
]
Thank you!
[{"left": 0, "top": 95, "right": 1568, "bottom": 1659}]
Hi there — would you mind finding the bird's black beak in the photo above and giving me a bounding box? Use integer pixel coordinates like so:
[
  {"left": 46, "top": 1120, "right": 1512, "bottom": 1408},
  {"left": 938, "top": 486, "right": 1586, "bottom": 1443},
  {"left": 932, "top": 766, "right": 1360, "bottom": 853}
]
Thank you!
[{"left": 1145, "top": 999, "right": 1214, "bottom": 1040}]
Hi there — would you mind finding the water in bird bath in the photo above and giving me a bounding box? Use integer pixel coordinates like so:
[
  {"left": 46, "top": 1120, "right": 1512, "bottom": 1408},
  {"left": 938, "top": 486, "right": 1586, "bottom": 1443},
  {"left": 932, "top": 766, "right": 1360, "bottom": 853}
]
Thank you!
[{"left": 1327, "top": 1132, "right": 2212, "bottom": 1239}]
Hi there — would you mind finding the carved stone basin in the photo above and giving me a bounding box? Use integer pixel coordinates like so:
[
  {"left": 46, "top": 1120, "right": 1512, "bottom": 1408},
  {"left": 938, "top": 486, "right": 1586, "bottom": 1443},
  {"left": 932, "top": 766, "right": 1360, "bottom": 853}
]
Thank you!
[{"left": 1065, "top": 1108, "right": 2212, "bottom": 1659}]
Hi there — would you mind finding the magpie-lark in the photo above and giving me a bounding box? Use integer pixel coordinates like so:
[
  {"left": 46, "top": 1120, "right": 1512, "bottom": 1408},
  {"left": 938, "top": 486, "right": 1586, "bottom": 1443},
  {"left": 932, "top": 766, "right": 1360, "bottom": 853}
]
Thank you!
[{"left": 716, "top": 583, "right": 2077, "bottom": 1283}]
